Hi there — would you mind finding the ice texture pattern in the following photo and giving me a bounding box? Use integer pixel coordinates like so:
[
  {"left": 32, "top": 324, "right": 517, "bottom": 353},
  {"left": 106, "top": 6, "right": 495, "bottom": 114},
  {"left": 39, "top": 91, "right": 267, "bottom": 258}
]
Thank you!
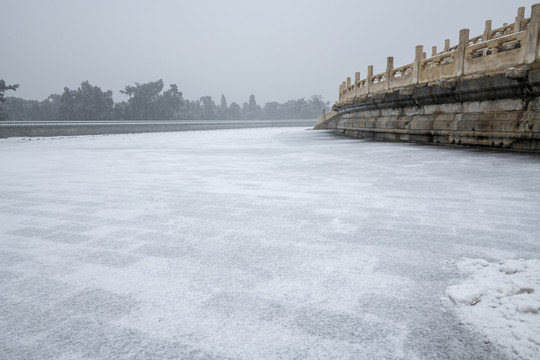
[{"left": 1, "top": 128, "right": 539, "bottom": 359}]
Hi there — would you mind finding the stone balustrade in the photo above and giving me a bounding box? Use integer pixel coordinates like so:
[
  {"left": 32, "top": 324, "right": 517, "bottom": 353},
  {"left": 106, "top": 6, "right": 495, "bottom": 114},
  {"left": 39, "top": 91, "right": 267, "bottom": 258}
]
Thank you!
[{"left": 338, "top": 4, "right": 540, "bottom": 104}]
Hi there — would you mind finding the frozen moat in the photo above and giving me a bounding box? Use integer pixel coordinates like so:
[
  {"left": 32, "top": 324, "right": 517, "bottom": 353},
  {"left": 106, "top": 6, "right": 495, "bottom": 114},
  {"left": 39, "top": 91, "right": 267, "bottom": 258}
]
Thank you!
[{"left": 1, "top": 128, "right": 539, "bottom": 359}]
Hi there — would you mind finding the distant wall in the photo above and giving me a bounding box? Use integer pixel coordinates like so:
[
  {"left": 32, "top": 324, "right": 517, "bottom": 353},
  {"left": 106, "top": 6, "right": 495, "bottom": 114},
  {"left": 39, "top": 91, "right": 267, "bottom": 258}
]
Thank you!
[{"left": 0, "top": 119, "right": 315, "bottom": 138}]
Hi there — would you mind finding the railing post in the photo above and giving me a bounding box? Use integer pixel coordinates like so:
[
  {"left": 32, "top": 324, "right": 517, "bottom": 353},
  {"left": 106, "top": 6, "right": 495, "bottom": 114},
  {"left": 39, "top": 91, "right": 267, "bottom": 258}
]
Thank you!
[
  {"left": 367, "top": 65, "right": 373, "bottom": 94},
  {"left": 515, "top": 7, "right": 525, "bottom": 33},
  {"left": 483, "top": 20, "right": 492, "bottom": 41},
  {"left": 385, "top": 57, "right": 394, "bottom": 90},
  {"left": 354, "top": 72, "right": 360, "bottom": 97},
  {"left": 456, "top": 28, "right": 469, "bottom": 77},
  {"left": 525, "top": 3, "right": 540, "bottom": 63},
  {"left": 444, "top": 39, "right": 450, "bottom": 52},
  {"left": 432, "top": 46, "right": 437, "bottom": 56},
  {"left": 412, "top": 45, "right": 423, "bottom": 84}
]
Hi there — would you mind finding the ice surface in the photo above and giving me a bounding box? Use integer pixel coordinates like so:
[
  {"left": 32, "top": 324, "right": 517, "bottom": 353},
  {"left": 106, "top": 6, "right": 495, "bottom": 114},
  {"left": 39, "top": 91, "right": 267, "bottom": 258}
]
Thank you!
[
  {"left": 1, "top": 128, "right": 539, "bottom": 359},
  {"left": 446, "top": 258, "right": 540, "bottom": 359}
]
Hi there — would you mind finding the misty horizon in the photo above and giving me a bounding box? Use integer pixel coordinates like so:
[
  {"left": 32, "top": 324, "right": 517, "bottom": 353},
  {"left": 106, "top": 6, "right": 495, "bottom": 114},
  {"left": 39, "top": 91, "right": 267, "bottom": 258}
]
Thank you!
[
  {"left": 2, "top": 0, "right": 537, "bottom": 106},
  {"left": 2, "top": 77, "right": 329, "bottom": 108}
]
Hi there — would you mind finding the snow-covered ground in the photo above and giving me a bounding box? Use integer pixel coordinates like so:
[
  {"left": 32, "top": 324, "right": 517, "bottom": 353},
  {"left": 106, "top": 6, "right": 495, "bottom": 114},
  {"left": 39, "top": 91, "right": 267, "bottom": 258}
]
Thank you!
[
  {"left": 1, "top": 128, "right": 539, "bottom": 359},
  {"left": 446, "top": 258, "right": 540, "bottom": 359}
]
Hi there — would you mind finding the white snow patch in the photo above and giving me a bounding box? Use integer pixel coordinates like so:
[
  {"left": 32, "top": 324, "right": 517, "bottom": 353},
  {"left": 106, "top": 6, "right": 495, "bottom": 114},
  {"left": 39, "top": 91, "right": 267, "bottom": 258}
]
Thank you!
[{"left": 446, "top": 258, "right": 540, "bottom": 360}]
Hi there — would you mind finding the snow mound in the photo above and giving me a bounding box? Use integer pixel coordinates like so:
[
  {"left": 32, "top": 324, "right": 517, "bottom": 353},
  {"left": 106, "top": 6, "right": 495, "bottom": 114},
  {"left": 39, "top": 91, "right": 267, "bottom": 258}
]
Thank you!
[{"left": 446, "top": 258, "right": 540, "bottom": 360}]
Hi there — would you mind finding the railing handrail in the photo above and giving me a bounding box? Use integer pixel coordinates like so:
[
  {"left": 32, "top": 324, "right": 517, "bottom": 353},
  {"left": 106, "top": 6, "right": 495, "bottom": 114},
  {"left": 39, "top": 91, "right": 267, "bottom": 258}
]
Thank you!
[{"left": 337, "top": 4, "right": 539, "bottom": 104}]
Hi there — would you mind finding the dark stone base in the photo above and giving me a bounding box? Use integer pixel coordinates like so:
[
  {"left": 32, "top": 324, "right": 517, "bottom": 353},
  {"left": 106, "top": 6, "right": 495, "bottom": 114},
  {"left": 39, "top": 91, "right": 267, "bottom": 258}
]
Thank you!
[{"left": 318, "top": 71, "right": 540, "bottom": 152}]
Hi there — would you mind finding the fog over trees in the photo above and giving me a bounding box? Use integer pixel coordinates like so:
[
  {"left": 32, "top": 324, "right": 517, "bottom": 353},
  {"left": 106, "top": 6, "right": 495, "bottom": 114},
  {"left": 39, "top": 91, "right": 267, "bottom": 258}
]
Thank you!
[
  {"left": 0, "top": 79, "right": 330, "bottom": 121},
  {"left": 0, "top": 80, "right": 19, "bottom": 121}
]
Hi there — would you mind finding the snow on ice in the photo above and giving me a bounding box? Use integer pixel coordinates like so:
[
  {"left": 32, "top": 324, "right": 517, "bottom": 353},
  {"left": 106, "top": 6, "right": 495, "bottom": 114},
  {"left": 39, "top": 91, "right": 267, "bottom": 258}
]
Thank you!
[
  {"left": 1, "top": 128, "right": 539, "bottom": 359},
  {"left": 446, "top": 258, "right": 540, "bottom": 360}
]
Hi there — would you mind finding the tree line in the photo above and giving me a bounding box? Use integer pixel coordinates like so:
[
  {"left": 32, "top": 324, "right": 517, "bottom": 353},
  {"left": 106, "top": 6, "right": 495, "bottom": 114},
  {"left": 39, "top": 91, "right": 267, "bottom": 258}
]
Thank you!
[{"left": 0, "top": 79, "right": 329, "bottom": 121}]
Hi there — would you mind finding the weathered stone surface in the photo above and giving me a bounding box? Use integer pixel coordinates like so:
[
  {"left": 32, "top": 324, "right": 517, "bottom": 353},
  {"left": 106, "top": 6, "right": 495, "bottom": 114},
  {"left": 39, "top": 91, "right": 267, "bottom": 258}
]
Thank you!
[
  {"left": 320, "top": 4, "right": 540, "bottom": 151},
  {"left": 528, "top": 68, "right": 540, "bottom": 83},
  {"left": 319, "top": 65, "right": 540, "bottom": 152},
  {"left": 505, "top": 66, "right": 530, "bottom": 79},
  {"left": 318, "top": 74, "right": 540, "bottom": 151},
  {"left": 439, "top": 79, "right": 457, "bottom": 89},
  {"left": 399, "top": 87, "right": 414, "bottom": 96}
]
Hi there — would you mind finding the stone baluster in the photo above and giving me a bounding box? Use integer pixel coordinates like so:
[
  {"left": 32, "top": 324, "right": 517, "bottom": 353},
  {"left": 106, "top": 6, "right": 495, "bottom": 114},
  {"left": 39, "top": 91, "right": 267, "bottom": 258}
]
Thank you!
[
  {"left": 386, "top": 57, "right": 394, "bottom": 90},
  {"left": 354, "top": 72, "right": 360, "bottom": 97},
  {"left": 483, "top": 20, "right": 492, "bottom": 41},
  {"left": 526, "top": 3, "right": 540, "bottom": 63},
  {"left": 515, "top": 7, "right": 525, "bottom": 33},
  {"left": 456, "top": 28, "right": 469, "bottom": 76},
  {"left": 367, "top": 65, "right": 373, "bottom": 94},
  {"left": 412, "top": 45, "right": 423, "bottom": 84}
]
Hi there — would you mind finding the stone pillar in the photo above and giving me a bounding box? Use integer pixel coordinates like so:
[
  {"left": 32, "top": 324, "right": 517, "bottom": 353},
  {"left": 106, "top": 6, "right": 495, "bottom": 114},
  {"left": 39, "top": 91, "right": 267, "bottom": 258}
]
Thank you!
[
  {"left": 515, "top": 7, "right": 525, "bottom": 33},
  {"left": 456, "top": 28, "right": 469, "bottom": 77},
  {"left": 322, "top": 108, "right": 326, "bottom": 122},
  {"left": 346, "top": 77, "right": 351, "bottom": 100},
  {"left": 444, "top": 39, "right": 450, "bottom": 52},
  {"left": 432, "top": 46, "right": 437, "bottom": 56},
  {"left": 354, "top": 72, "right": 360, "bottom": 97},
  {"left": 385, "top": 57, "right": 394, "bottom": 90},
  {"left": 412, "top": 45, "right": 423, "bottom": 84},
  {"left": 367, "top": 65, "right": 373, "bottom": 94},
  {"left": 525, "top": 3, "right": 540, "bottom": 63},
  {"left": 483, "top": 20, "right": 492, "bottom": 41}
]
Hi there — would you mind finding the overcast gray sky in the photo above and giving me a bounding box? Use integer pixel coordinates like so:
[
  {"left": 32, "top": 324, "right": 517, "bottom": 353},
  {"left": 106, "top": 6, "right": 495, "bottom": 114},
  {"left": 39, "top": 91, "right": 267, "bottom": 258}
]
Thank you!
[{"left": 1, "top": 0, "right": 537, "bottom": 105}]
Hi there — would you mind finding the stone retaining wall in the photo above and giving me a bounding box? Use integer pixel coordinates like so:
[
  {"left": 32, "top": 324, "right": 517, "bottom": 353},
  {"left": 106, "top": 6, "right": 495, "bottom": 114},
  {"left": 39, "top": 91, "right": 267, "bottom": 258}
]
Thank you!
[
  {"left": 315, "top": 4, "right": 540, "bottom": 152},
  {"left": 316, "top": 71, "right": 540, "bottom": 152}
]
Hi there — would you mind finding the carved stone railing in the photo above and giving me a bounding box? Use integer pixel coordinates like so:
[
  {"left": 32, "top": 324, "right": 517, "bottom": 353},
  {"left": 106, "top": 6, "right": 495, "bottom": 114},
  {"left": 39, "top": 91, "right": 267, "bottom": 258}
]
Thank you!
[
  {"left": 337, "top": 4, "right": 540, "bottom": 104},
  {"left": 390, "top": 63, "right": 413, "bottom": 88}
]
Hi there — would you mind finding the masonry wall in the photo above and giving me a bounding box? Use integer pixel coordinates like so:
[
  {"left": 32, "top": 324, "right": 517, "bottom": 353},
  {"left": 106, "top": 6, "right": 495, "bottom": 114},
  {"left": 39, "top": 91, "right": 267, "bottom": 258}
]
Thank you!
[
  {"left": 0, "top": 119, "right": 315, "bottom": 138},
  {"left": 317, "top": 72, "right": 540, "bottom": 152},
  {"left": 315, "top": 4, "right": 540, "bottom": 152}
]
